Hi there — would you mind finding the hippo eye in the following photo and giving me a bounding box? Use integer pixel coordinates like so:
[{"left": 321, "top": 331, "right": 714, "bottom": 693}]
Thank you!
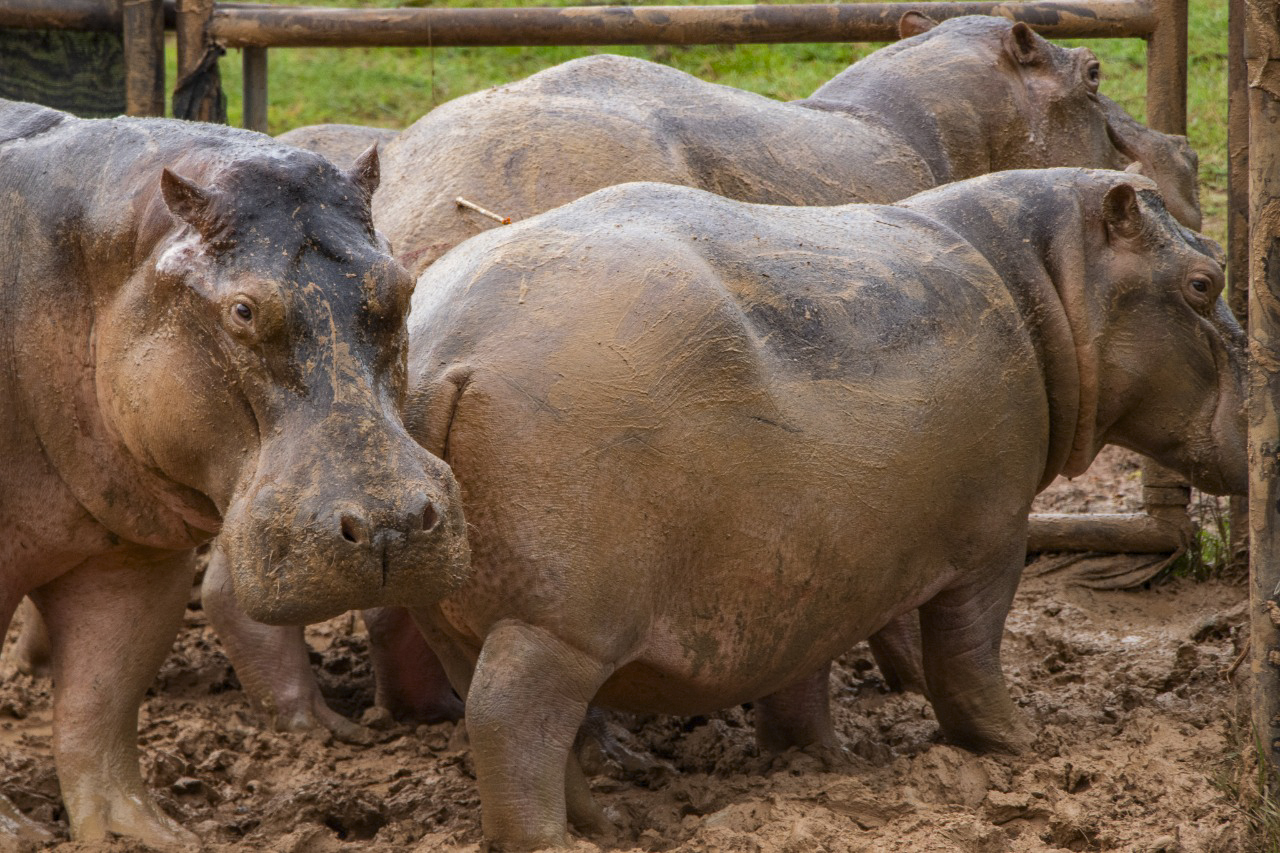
[
  {"left": 1184, "top": 274, "right": 1218, "bottom": 311},
  {"left": 1085, "top": 61, "right": 1101, "bottom": 94},
  {"left": 233, "top": 302, "right": 254, "bottom": 323}
]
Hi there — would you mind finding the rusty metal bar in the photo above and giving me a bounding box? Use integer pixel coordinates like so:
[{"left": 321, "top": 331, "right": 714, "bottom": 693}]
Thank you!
[
  {"left": 123, "top": 0, "right": 165, "bottom": 117},
  {"left": 0, "top": 0, "right": 176, "bottom": 32},
  {"left": 243, "top": 45, "right": 268, "bottom": 133},
  {"left": 208, "top": 1, "right": 1156, "bottom": 49},
  {"left": 1144, "top": 0, "right": 1187, "bottom": 134},
  {"left": 1230, "top": 0, "right": 1251, "bottom": 568},
  {"left": 1246, "top": 0, "right": 1280, "bottom": 764}
]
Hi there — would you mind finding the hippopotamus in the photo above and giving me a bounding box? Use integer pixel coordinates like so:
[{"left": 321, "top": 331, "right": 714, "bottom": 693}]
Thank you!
[
  {"left": 400, "top": 169, "right": 1244, "bottom": 849},
  {"left": 375, "top": 15, "right": 1201, "bottom": 275},
  {"left": 276, "top": 123, "right": 400, "bottom": 170},
  {"left": 0, "top": 98, "right": 468, "bottom": 844},
  {"left": 187, "top": 13, "right": 1208, "bottom": 742}
]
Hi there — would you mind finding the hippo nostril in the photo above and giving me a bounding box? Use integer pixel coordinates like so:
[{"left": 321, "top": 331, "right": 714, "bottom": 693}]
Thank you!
[
  {"left": 422, "top": 502, "right": 438, "bottom": 532},
  {"left": 339, "top": 512, "right": 370, "bottom": 545}
]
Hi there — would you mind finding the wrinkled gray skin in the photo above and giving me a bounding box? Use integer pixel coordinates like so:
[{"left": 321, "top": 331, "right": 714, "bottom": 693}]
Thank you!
[
  {"left": 0, "top": 98, "right": 468, "bottom": 844},
  {"left": 376, "top": 16, "right": 1200, "bottom": 276},
  {"left": 189, "top": 13, "right": 1208, "bottom": 743},
  {"left": 404, "top": 170, "right": 1244, "bottom": 849}
]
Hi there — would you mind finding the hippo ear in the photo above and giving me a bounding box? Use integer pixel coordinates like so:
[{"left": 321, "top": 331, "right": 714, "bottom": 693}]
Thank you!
[
  {"left": 161, "top": 168, "right": 226, "bottom": 243},
  {"left": 897, "top": 11, "right": 937, "bottom": 39},
  {"left": 347, "top": 143, "right": 381, "bottom": 206},
  {"left": 1102, "top": 183, "right": 1143, "bottom": 242},
  {"left": 1004, "top": 22, "right": 1042, "bottom": 66}
]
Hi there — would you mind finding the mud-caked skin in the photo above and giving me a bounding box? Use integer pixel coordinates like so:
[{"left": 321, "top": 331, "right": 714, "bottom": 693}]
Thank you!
[
  {"left": 375, "top": 15, "right": 1200, "bottom": 275},
  {"left": 214, "top": 11, "right": 1206, "bottom": 740},
  {"left": 0, "top": 98, "right": 468, "bottom": 844},
  {"left": 403, "top": 170, "right": 1245, "bottom": 849}
]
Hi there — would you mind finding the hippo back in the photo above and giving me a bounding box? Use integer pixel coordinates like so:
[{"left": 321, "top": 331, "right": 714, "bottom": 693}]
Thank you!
[
  {"left": 277, "top": 123, "right": 400, "bottom": 170},
  {"left": 375, "top": 55, "right": 929, "bottom": 274}
]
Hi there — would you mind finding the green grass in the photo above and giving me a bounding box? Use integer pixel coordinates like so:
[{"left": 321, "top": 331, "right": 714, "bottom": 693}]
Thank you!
[{"left": 180, "top": 0, "right": 1228, "bottom": 245}]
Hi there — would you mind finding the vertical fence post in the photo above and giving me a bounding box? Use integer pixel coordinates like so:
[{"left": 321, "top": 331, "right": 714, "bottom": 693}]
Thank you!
[
  {"left": 122, "top": 0, "right": 165, "bottom": 117},
  {"left": 243, "top": 46, "right": 268, "bottom": 133},
  {"left": 1230, "top": 0, "right": 1251, "bottom": 567},
  {"left": 1146, "top": 0, "right": 1188, "bottom": 134},
  {"left": 1141, "top": 0, "right": 1192, "bottom": 553},
  {"left": 175, "top": 0, "right": 226, "bottom": 123},
  {"left": 1246, "top": 0, "right": 1280, "bottom": 774}
]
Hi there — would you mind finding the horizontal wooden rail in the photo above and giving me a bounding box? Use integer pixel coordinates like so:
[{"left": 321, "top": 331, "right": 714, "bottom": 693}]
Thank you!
[
  {"left": 0, "top": 0, "right": 176, "bottom": 31},
  {"left": 208, "top": 1, "right": 1157, "bottom": 49},
  {"left": 1027, "top": 513, "right": 1189, "bottom": 553}
]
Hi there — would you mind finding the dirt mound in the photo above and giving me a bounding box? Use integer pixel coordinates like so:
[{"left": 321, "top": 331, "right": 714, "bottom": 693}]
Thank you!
[{"left": 3, "top": 446, "right": 1252, "bottom": 851}]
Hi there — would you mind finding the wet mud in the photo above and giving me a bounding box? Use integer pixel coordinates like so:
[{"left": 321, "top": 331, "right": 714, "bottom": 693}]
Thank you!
[{"left": 1, "top": 447, "right": 1249, "bottom": 852}]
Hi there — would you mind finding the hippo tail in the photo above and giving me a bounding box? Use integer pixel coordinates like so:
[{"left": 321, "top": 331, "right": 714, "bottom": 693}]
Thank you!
[
  {"left": 410, "top": 365, "right": 472, "bottom": 463},
  {"left": 0, "top": 98, "right": 68, "bottom": 146}
]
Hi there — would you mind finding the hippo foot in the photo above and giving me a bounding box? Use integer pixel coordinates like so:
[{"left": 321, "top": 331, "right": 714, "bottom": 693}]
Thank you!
[
  {"left": 576, "top": 711, "right": 674, "bottom": 785},
  {"left": 67, "top": 790, "right": 196, "bottom": 848},
  {"left": 380, "top": 687, "right": 464, "bottom": 725},
  {"left": 3, "top": 600, "right": 51, "bottom": 680},
  {"left": 939, "top": 715, "right": 1032, "bottom": 756},
  {"left": 0, "top": 793, "right": 54, "bottom": 843},
  {"left": 273, "top": 696, "right": 373, "bottom": 746}
]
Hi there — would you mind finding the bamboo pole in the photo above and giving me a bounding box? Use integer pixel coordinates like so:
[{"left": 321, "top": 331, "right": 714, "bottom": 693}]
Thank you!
[
  {"left": 1246, "top": 0, "right": 1280, "bottom": 766},
  {"left": 122, "top": 0, "right": 165, "bottom": 117},
  {"left": 207, "top": 0, "right": 1156, "bottom": 49},
  {"left": 1229, "top": 0, "right": 1251, "bottom": 568}
]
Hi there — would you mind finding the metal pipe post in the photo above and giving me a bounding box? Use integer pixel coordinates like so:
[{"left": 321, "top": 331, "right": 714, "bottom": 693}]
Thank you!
[{"left": 1246, "top": 0, "right": 1280, "bottom": 770}]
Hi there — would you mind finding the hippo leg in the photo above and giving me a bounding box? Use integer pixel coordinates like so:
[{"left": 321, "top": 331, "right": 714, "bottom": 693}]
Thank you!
[
  {"left": 918, "top": 558, "right": 1030, "bottom": 754},
  {"left": 466, "top": 622, "right": 615, "bottom": 850},
  {"left": 29, "top": 549, "right": 197, "bottom": 846},
  {"left": 5, "top": 598, "right": 51, "bottom": 678},
  {"left": 754, "top": 661, "right": 841, "bottom": 761},
  {"left": 0, "top": 594, "right": 55, "bottom": 842},
  {"left": 565, "top": 750, "right": 614, "bottom": 838},
  {"left": 201, "top": 549, "right": 370, "bottom": 743},
  {"left": 363, "top": 606, "right": 463, "bottom": 723},
  {"left": 868, "top": 613, "right": 927, "bottom": 695}
]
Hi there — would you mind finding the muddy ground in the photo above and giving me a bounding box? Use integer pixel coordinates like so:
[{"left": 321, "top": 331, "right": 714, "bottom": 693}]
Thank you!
[{"left": 0, "top": 446, "right": 1256, "bottom": 851}]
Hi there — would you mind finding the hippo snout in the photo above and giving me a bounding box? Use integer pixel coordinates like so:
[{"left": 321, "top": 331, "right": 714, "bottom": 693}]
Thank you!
[
  {"left": 220, "top": 441, "right": 471, "bottom": 626},
  {"left": 331, "top": 491, "right": 440, "bottom": 550}
]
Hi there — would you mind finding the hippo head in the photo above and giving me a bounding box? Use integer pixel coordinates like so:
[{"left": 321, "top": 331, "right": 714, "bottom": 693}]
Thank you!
[
  {"left": 99, "top": 144, "right": 469, "bottom": 624},
  {"left": 902, "top": 168, "right": 1243, "bottom": 496},
  {"left": 1078, "top": 176, "right": 1244, "bottom": 495},
  {"left": 811, "top": 16, "right": 1201, "bottom": 228}
]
